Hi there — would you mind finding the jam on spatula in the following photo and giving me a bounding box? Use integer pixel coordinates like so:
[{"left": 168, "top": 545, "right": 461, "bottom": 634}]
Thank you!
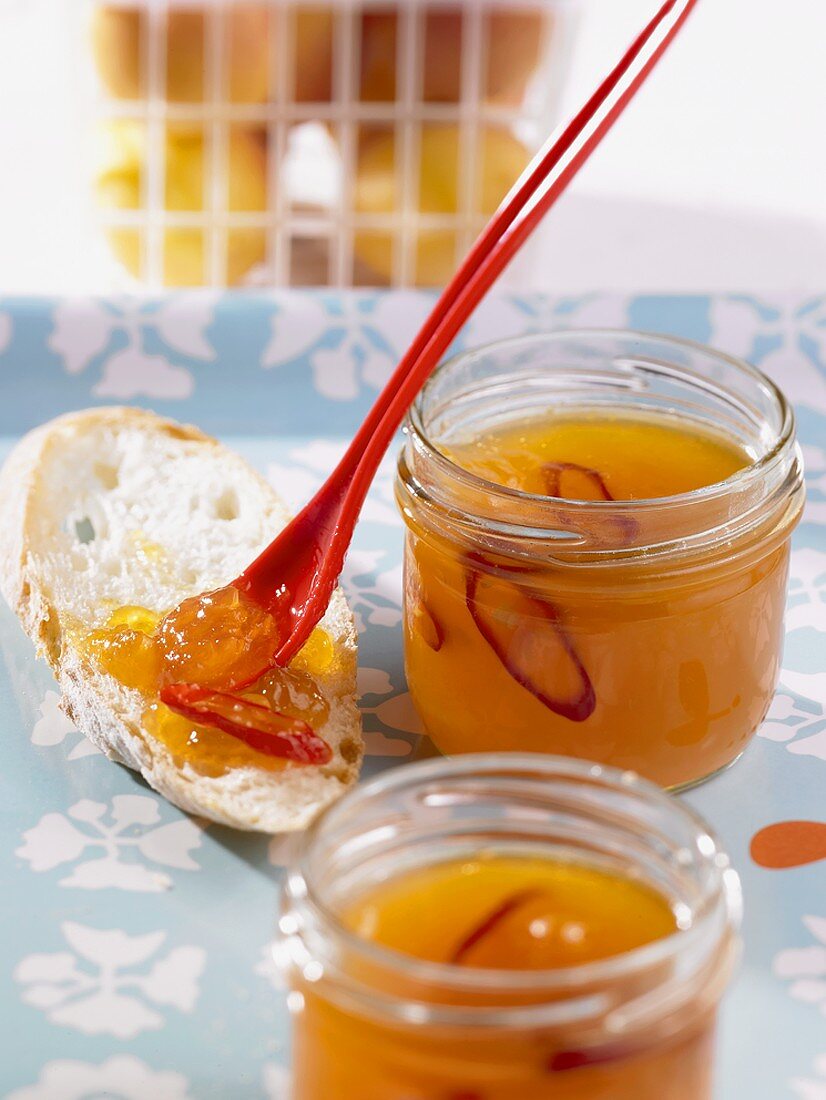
[{"left": 81, "top": 584, "right": 335, "bottom": 774}]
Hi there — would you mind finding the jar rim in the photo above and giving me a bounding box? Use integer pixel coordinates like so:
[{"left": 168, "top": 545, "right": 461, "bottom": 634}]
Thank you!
[
  {"left": 406, "top": 327, "right": 797, "bottom": 514},
  {"left": 282, "top": 753, "right": 742, "bottom": 1026}
]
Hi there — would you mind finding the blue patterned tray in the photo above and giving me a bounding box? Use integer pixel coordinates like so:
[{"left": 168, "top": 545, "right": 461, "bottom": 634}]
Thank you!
[{"left": 0, "top": 291, "right": 824, "bottom": 1100}]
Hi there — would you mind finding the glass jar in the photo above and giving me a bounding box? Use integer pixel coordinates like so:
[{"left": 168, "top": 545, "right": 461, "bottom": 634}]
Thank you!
[
  {"left": 395, "top": 330, "right": 804, "bottom": 790},
  {"left": 85, "top": 0, "right": 579, "bottom": 289},
  {"left": 277, "top": 754, "right": 742, "bottom": 1099}
]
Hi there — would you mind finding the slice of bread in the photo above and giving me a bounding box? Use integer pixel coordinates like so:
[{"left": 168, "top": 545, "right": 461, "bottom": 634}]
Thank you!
[{"left": 0, "top": 407, "right": 362, "bottom": 832}]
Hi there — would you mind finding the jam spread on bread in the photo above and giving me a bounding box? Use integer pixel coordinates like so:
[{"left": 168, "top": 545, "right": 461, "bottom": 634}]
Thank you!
[{"left": 82, "top": 583, "right": 334, "bottom": 773}]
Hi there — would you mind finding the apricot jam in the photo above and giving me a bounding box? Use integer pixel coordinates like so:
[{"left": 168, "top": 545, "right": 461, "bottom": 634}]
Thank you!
[
  {"left": 81, "top": 585, "right": 334, "bottom": 774},
  {"left": 343, "top": 855, "right": 677, "bottom": 970},
  {"left": 279, "top": 756, "right": 742, "bottom": 1100},
  {"left": 397, "top": 332, "right": 804, "bottom": 790},
  {"left": 442, "top": 415, "right": 746, "bottom": 501}
]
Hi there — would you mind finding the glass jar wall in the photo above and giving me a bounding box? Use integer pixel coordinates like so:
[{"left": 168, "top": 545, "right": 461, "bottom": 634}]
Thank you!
[
  {"left": 278, "top": 754, "right": 742, "bottom": 1098},
  {"left": 396, "top": 331, "right": 804, "bottom": 789}
]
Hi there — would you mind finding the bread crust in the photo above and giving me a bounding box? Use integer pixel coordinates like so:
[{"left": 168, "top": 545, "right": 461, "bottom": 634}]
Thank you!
[{"left": 0, "top": 407, "right": 362, "bottom": 832}]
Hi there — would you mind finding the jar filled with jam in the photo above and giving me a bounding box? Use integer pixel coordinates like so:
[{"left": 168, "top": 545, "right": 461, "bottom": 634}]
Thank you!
[
  {"left": 395, "top": 331, "right": 804, "bottom": 790},
  {"left": 277, "top": 754, "right": 742, "bottom": 1099}
]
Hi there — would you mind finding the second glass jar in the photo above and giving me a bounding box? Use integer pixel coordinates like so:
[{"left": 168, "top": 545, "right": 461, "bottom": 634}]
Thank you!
[
  {"left": 278, "top": 754, "right": 742, "bottom": 1098},
  {"left": 395, "top": 330, "right": 804, "bottom": 789}
]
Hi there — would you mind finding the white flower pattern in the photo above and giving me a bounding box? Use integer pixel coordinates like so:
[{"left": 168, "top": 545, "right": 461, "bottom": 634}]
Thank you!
[
  {"left": 792, "top": 1057, "right": 826, "bottom": 1100},
  {"left": 802, "top": 444, "right": 826, "bottom": 526},
  {"left": 17, "top": 796, "right": 205, "bottom": 892},
  {"left": 7, "top": 1056, "right": 193, "bottom": 1100},
  {"left": 775, "top": 917, "right": 826, "bottom": 1017},
  {"left": 263, "top": 292, "right": 434, "bottom": 401},
  {"left": 0, "top": 310, "right": 11, "bottom": 354},
  {"left": 255, "top": 942, "right": 285, "bottom": 992},
  {"left": 760, "top": 692, "right": 826, "bottom": 762},
  {"left": 263, "top": 1062, "right": 290, "bottom": 1100},
  {"left": 15, "top": 923, "right": 205, "bottom": 1038},
  {"left": 788, "top": 549, "right": 826, "bottom": 633},
  {"left": 709, "top": 296, "right": 826, "bottom": 416},
  {"left": 341, "top": 549, "right": 403, "bottom": 632},
  {"left": 358, "top": 666, "right": 420, "bottom": 757},
  {"left": 267, "top": 439, "right": 401, "bottom": 529},
  {"left": 48, "top": 294, "right": 220, "bottom": 399},
  {"left": 31, "top": 689, "right": 100, "bottom": 760},
  {"left": 462, "top": 292, "right": 630, "bottom": 348}
]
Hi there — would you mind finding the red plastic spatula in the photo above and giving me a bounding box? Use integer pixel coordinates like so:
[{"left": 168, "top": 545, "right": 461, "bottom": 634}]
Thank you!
[{"left": 236, "top": 0, "right": 700, "bottom": 666}]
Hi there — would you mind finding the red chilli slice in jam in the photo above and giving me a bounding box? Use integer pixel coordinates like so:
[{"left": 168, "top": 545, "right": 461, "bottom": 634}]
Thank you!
[
  {"left": 546, "top": 1042, "right": 632, "bottom": 1073},
  {"left": 160, "top": 683, "right": 332, "bottom": 765},
  {"left": 542, "top": 460, "right": 639, "bottom": 548},
  {"left": 413, "top": 597, "right": 445, "bottom": 651},
  {"left": 465, "top": 565, "right": 596, "bottom": 723},
  {"left": 543, "top": 461, "right": 613, "bottom": 502},
  {"left": 450, "top": 889, "right": 544, "bottom": 965}
]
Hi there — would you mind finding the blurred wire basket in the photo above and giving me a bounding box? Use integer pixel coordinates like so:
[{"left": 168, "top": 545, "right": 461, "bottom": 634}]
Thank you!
[{"left": 88, "top": 0, "right": 579, "bottom": 289}]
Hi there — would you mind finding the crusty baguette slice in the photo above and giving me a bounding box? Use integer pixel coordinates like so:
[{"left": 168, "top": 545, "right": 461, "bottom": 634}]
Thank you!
[{"left": 0, "top": 407, "right": 362, "bottom": 832}]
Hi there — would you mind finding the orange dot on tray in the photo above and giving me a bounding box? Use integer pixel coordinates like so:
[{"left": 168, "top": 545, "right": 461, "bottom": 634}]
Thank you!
[{"left": 750, "top": 820, "right": 826, "bottom": 869}]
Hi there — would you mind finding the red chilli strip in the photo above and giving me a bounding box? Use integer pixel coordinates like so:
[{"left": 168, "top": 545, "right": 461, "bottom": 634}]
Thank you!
[
  {"left": 465, "top": 563, "right": 596, "bottom": 723},
  {"left": 414, "top": 596, "right": 445, "bottom": 652},
  {"left": 547, "top": 1042, "right": 633, "bottom": 1073},
  {"left": 542, "top": 461, "right": 640, "bottom": 547},
  {"left": 450, "top": 889, "right": 544, "bottom": 965},
  {"left": 542, "top": 461, "right": 613, "bottom": 502},
  {"left": 160, "top": 683, "right": 332, "bottom": 765}
]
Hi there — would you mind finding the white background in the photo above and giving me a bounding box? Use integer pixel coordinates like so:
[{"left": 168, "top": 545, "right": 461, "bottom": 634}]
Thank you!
[{"left": 0, "top": 0, "right": 824, "bottom": 293}]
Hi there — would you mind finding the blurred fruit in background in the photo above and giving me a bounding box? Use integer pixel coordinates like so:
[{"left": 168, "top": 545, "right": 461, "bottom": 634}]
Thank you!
[
  {"left": 485, "top": 8, "right": 550, "bottom": 105},
  {"left": 96, "top": 121, "right": 268, "bottom": 285},
  {"left": 418, "top": 6, "right": 549, "bottom": 104},
  {"left": 87, "top": 1, "right": 575, "bottom": 288},
  {"left": 358, "top": 9, "right": 398, "bottom": 102},
  {"left": 354, "top": 124, "right": 531, "bottom": 285},
  {"left": 91, "top": 4, "right": 271, "bottom": 102},
  {"left": 293, "top": 8, "right": 334, "bottom": 102}
]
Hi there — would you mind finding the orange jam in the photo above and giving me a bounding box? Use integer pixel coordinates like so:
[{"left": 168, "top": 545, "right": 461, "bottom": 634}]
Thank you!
[
  {"left": 289, "top": 854, "right": 721, "bottom": 1099},
  {"left": 400, "top": 409, "right": 796, "bottom": 789},
  {"left": 81, "top": 585, "right": 335, "bottom": 774},
  {"left": 344, "top": 855, "right": 676, "bottom": 969},
  {"left": 443, "top": 415, "right": 747, "bottom": 501}
]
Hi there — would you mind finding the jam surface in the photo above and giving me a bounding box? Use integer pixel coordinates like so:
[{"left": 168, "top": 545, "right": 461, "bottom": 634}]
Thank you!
[
  {"left": 344, "top": 854, "right": 677, "bottom": 969},
  {"left": 404, "top": 410, "right": 789, "bottom": 789},
  {"left": 442, "top": 411, "right": 748, "bottom": 500},
  {"left": 81, "top": 584, "right": 335, "bottom": 775}
]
